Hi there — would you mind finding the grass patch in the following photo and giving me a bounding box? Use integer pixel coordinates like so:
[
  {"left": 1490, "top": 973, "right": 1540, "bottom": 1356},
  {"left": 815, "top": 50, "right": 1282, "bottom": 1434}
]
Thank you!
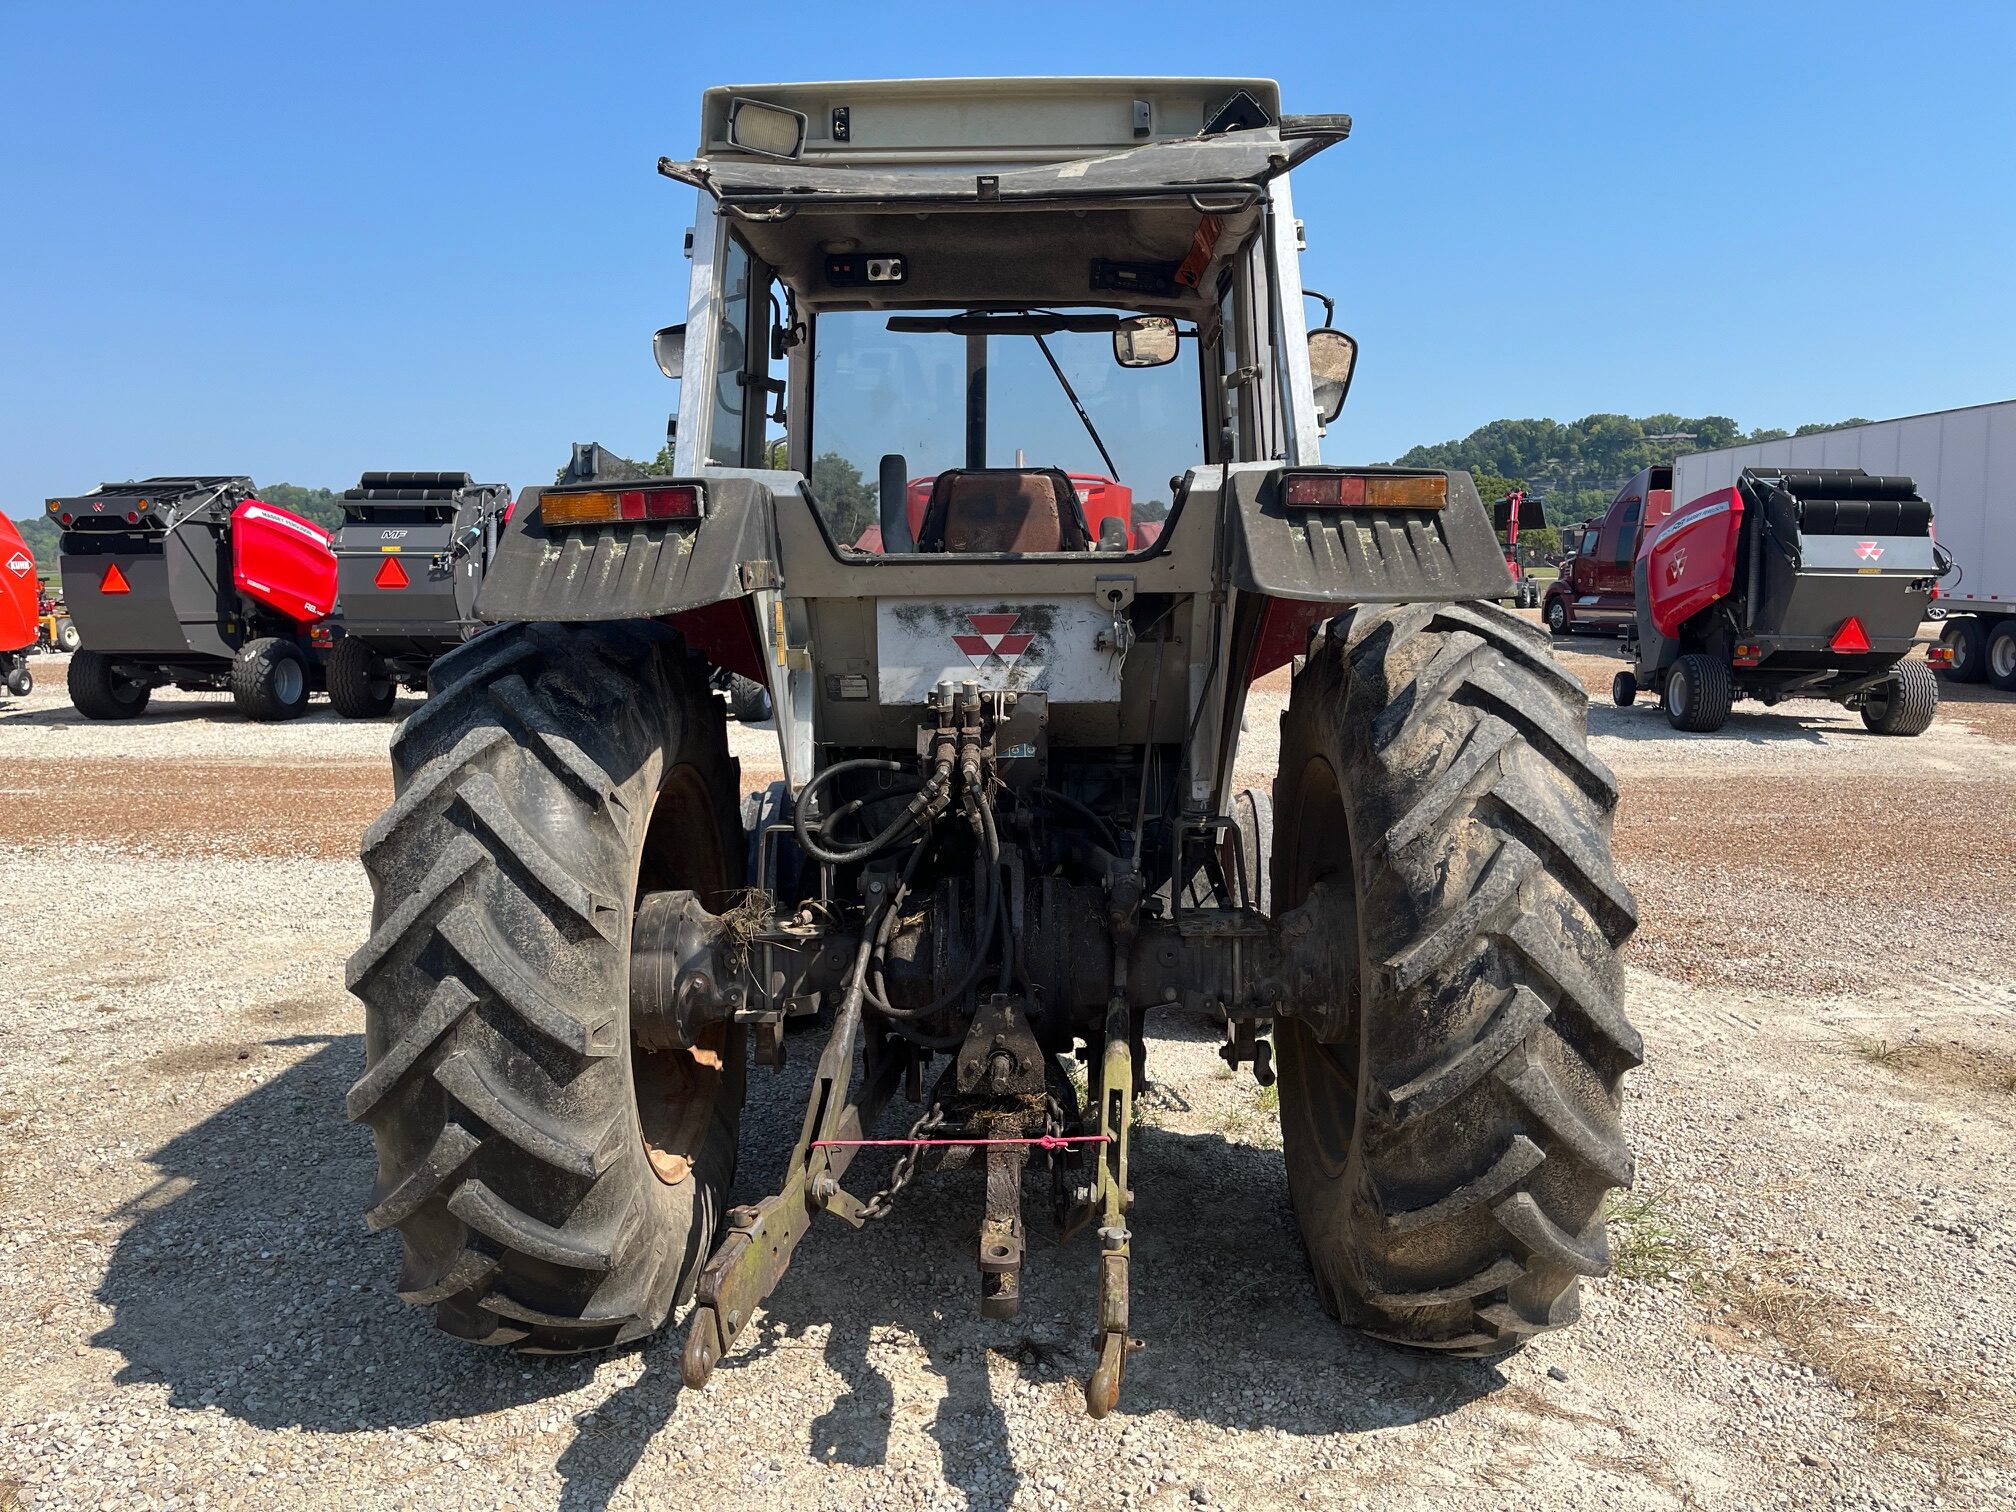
[
  {"left": 1847, "top": 1035, "right": 1919, "bottom": 1068},
  {"left": 1603, "top": 1190, "right": 1708, "bottom": 1290},
  {"left": 1253, "top": 1083, "right": 1280, "bottom": 1113}
]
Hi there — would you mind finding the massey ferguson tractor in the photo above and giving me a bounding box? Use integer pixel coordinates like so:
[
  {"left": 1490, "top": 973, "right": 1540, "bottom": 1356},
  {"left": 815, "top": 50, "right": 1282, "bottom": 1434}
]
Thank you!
[
  {"left": 1612, "top": 467, "right": 1944, "bottom": 734},
  {"left": 347, "top": 78, "right": 1640, "bottom": 1418},
  {"left": 47, "top": 476, "right": 339, "bottom": 720}
]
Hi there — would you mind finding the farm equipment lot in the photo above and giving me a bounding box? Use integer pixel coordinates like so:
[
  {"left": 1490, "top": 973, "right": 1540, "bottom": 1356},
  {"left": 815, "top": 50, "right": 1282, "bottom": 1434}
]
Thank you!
[{"left": 1, "top": 636, "right": 2011, "bottom": 1511}]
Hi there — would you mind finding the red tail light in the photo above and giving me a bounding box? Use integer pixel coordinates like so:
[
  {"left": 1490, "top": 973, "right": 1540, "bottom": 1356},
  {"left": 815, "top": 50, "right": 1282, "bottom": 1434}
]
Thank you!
[
  {"left": 1733, "top": 642, "right": 1763, "bottom": 667},
  {"left": 374, "top": 556, "right": 410, "bottom": 589},
  {"left": 542, "top": 484, "right": 704, "bottom": 527},
  {"left": 1924, "top": 645, "right": 1953, "bottom": 668},
  {"left": 1829, "top": 617, "right": 1871, "bottom": 654}
]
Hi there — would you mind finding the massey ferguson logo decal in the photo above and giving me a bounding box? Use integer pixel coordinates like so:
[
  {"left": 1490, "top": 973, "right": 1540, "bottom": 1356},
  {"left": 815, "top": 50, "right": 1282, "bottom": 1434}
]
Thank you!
[
  {"left": 5, "top": 552, "right": 30, "bottom": 578},
  {"left": 1855, "top": 541, "right": 1884, "bottom": 561},
  {"left": 1665, "top": 548, "right": 1688, "bottom": 583},
  {"left": 952, "top": 613, "right": 1036, "bottom": 669}
]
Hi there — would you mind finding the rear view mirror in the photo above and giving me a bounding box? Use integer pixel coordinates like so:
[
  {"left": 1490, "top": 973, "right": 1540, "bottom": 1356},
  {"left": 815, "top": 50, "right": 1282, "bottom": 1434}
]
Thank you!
[
  {"left": 1308, "top": 328, "right": 1358, "bottom": 423},
  {"left": 652, "top": 324, "right": 687, "bottom": 381},
  {"left": 1113, "top": 315, "right": 1178, "bottom": 368}
]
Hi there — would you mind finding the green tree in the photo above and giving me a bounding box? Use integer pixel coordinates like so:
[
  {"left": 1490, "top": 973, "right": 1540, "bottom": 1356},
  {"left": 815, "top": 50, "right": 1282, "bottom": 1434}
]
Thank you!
[
  {"left": 254, "top": 482, "right": 344, "bottom": 529},
  {"left": 808, "top": 452, "right": 878, "bottom": 545}
]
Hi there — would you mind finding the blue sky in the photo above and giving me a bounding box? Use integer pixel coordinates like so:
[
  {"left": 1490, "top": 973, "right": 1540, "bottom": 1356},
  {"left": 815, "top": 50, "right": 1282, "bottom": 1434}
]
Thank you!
[{"left": 4, "top": 1, "right": 2011, "bottom": 512}]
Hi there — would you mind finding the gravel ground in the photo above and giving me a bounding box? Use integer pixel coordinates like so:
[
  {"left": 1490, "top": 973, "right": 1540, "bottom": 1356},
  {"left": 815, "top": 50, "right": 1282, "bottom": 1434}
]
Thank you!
[{"left": 1, "top": 632, "right": 2012, "bottom": 1511}]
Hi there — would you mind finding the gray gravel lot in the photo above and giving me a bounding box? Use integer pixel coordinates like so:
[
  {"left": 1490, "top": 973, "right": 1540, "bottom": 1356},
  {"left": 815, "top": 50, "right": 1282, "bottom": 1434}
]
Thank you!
[{"left": 1, "top": 636, "right": 2011, "bottom": 1511}]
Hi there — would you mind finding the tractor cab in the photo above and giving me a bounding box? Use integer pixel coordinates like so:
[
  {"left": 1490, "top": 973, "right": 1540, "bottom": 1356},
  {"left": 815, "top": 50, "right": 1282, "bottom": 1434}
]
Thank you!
[{"left": 651, "top": 80, "right": 1359, "bottom": 555}]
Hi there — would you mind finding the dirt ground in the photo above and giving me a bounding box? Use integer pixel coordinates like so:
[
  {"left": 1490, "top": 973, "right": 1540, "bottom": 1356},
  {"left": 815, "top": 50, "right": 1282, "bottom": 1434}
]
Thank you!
[{"left": 1, "top": 633, "right": 2012, "bottom": 1512}]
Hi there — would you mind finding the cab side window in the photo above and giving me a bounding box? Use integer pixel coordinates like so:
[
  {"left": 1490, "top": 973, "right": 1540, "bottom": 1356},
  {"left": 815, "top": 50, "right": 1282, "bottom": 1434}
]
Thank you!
[{"left": 1610, "top": 500, "right": 1642, "bottom": 563}]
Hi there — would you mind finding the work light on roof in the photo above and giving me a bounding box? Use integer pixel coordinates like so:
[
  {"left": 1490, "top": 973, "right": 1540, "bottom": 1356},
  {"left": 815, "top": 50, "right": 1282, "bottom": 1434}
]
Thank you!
[{"left": 727, "top": 98, "right": 807, "bottom": 160}]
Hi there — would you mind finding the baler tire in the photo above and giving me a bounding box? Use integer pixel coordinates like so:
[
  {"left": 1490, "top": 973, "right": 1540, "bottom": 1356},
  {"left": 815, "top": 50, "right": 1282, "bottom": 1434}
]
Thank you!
[
  {"left": 6, "top": 663, "right": 31, "bottom": 698},
  {"left": 1544, "top": 597, "right": 1570, "bottom": 635},
  {"left": 329, "top": 636, "right": 397, "bottom": 719},
  {"left": 1272, "top": 601, "right": 1639, "bottom": 1356},
  {"left": 58, "top": 619, "right": 81, "bottom": 653},
  {"left": 1985, "top": 621, "right": 2016, "bottom": 693},
  {"left": 1662, "top": 653, "right": 1731, "bottom": 733},
  {"left": 1610, "top": 670, "right": 1637, "bottom": 707},
  {"left": 68, "top": 650, "right": 151, "bottom": 720},
  {"left": 231, "top": 638, "right": 311, "bottom": 722},
  {"left": 726, "top": 674, "right": 772, "bottom": 723},
  {"left": 346, "top": 621, "right": 746, "bottom": 1354},
  {"left": 1860, "top": 659, "right": 1939, "bottom": 736},
  {"left": 1940, "top": 619, "right": 1986, "bottom": 685}
]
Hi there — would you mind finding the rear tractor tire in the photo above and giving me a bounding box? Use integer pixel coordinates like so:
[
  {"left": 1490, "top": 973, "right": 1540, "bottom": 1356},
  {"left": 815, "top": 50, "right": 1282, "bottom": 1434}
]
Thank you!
[
  {"left": 1272, "top": 601, "right": 1640, "bottom": 1355},
  {"left": 68, "top": 650, "right": 151, "bottom": 719},
  {"left": 1662, "top": 652, "right": 1731, "bottom": 733},
  {"left": 328, "top": 635, "right": 397, "bottom": 718},
  {"left": 231, "top": 637, "right": 311, "bottom": 721},
  {"left": 347, "top": 621, "right": 746, "bottom": 1352},
  {"left": 1860, "top": 658, "right": 1938, "bottom": 736}
]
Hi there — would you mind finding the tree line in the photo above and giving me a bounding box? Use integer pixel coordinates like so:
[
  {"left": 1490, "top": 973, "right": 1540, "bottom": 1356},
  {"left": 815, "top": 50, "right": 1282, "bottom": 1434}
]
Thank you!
[{"left": 1395, "top": 412, "right": 1869, "bottom": 532}]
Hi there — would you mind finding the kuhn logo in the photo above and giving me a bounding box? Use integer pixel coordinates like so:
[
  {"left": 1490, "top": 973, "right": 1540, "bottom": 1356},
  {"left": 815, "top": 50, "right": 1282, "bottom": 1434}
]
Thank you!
[
  {"left": 5, "top": 552, "right": 30, "bottom": 578},
  {"left": 1855, "top": 541, "right": 1883, "bottom": 561},
  {"left": 952, "top": 613, "right": 1036, "bottom": 669}
]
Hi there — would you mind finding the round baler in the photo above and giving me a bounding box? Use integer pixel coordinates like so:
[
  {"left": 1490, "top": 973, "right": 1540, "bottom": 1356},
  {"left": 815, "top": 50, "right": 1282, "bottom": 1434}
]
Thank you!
[
  {"left": 0, "top": 514, "right": 41, "bottom": 696},
  {"left": 46, "top": 476, "right": 338, "bottom": 720},
  {"left": 326, "top": 472, "right": 511, "bottom": 718},
  {"left": 1615, "top": 467, "right": 1942, "bottom": 735}
]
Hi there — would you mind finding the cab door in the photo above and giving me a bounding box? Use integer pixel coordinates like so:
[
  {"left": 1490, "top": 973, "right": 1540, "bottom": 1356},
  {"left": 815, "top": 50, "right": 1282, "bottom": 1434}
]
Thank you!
[{"left": 1588, "top": 490, "right": 1642, "bottom": 618}]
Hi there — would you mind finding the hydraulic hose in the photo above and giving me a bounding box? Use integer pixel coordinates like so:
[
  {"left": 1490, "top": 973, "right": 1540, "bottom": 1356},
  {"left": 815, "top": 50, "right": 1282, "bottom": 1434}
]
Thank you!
[{"left": 794, "top": 757, "right": 946, "bottom": 867}]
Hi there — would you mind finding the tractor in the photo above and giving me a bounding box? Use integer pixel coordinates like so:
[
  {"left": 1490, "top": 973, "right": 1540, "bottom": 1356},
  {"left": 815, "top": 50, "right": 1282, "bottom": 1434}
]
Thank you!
[{"left": 348, "top": 77, "right": 1640, "bottom": 1419}]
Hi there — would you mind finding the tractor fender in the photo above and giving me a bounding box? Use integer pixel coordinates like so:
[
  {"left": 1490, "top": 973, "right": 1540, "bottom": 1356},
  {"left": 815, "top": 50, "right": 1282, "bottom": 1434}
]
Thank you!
[
  {"left": 475, "top": 471, "right": 786, "bottom": 625},
  {"left": 1222, "top": 464, "right": 1514, "bottom": 604}
]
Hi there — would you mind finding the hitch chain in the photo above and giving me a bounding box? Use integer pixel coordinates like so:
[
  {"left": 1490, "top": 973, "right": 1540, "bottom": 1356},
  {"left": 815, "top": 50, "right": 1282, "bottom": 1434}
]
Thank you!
[{"left": 859, "top": 1104, "right": 946, "bottom": 1220}]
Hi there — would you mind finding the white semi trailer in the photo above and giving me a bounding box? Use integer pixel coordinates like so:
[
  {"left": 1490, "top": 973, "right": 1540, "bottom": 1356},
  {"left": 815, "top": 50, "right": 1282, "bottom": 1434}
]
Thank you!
[{"left": 1672, "top": 400, "right": 2016, "bottom": 687}]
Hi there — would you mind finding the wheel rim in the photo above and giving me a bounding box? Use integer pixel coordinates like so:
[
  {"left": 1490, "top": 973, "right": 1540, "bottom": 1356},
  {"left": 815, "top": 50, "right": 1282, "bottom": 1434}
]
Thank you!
[
  {"left": 633, "top": 761, "right": 734, "bottom": 1187},
  {"left": 1547, "top": 602, "right": 1565, "bottom": 630},
  {"left": 1669, "top": 668, "right": 1690, "bottom": 718},
  {"left": 1993, "top": 636, "right": 2016, "bottom": 681},
  {"left": 274, "top": 657, "right": 305, "bottom": 705}
]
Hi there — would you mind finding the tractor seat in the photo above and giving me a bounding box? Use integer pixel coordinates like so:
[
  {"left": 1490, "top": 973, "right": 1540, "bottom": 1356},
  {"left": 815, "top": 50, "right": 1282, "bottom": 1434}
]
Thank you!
[{"left": 914, "top": 468, "right": 1091, "bottom": 554}]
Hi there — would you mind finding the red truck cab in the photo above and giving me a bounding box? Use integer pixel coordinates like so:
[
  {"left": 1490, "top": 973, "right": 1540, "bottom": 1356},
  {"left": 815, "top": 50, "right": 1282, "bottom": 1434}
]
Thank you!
[{"left": 1542, "top": 465, "right": 1674, "bottom": 635}]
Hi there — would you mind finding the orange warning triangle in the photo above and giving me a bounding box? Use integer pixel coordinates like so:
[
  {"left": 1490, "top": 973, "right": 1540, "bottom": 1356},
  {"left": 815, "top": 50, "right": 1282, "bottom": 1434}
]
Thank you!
[
  {"left": 100, "top": 562, "right": 131, "bottom": 595},
  {"left": 374, "top": 556, "right": 409, "bottom": 589}
]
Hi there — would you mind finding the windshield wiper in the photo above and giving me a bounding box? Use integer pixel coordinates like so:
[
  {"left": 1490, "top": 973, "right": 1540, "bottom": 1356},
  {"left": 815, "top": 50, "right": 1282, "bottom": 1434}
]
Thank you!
[{"left": 1030, "top": 333, "right": 1120, "bottom": 480}]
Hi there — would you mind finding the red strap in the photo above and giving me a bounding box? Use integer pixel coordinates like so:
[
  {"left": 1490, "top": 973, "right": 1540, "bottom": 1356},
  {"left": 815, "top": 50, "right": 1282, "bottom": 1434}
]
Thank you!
[{"left": 811, "top": 1133, "right": 1110, "bottom": 1152}]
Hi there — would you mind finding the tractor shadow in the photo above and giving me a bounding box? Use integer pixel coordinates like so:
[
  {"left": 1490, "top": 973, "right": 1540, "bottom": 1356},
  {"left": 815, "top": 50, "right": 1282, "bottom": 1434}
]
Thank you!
[
  {"left": 94, "top": 1028, "right": 1505, "bottom": 1512},
  {"left": 91, "top": 1035, "right": 589, "bottom": 1432}
]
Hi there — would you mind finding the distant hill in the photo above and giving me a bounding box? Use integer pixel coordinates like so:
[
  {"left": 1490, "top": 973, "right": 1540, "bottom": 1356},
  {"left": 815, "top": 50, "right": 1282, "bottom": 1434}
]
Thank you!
[{"left": 1395, "top": 413, "right": 1870, "bottom": 527}]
